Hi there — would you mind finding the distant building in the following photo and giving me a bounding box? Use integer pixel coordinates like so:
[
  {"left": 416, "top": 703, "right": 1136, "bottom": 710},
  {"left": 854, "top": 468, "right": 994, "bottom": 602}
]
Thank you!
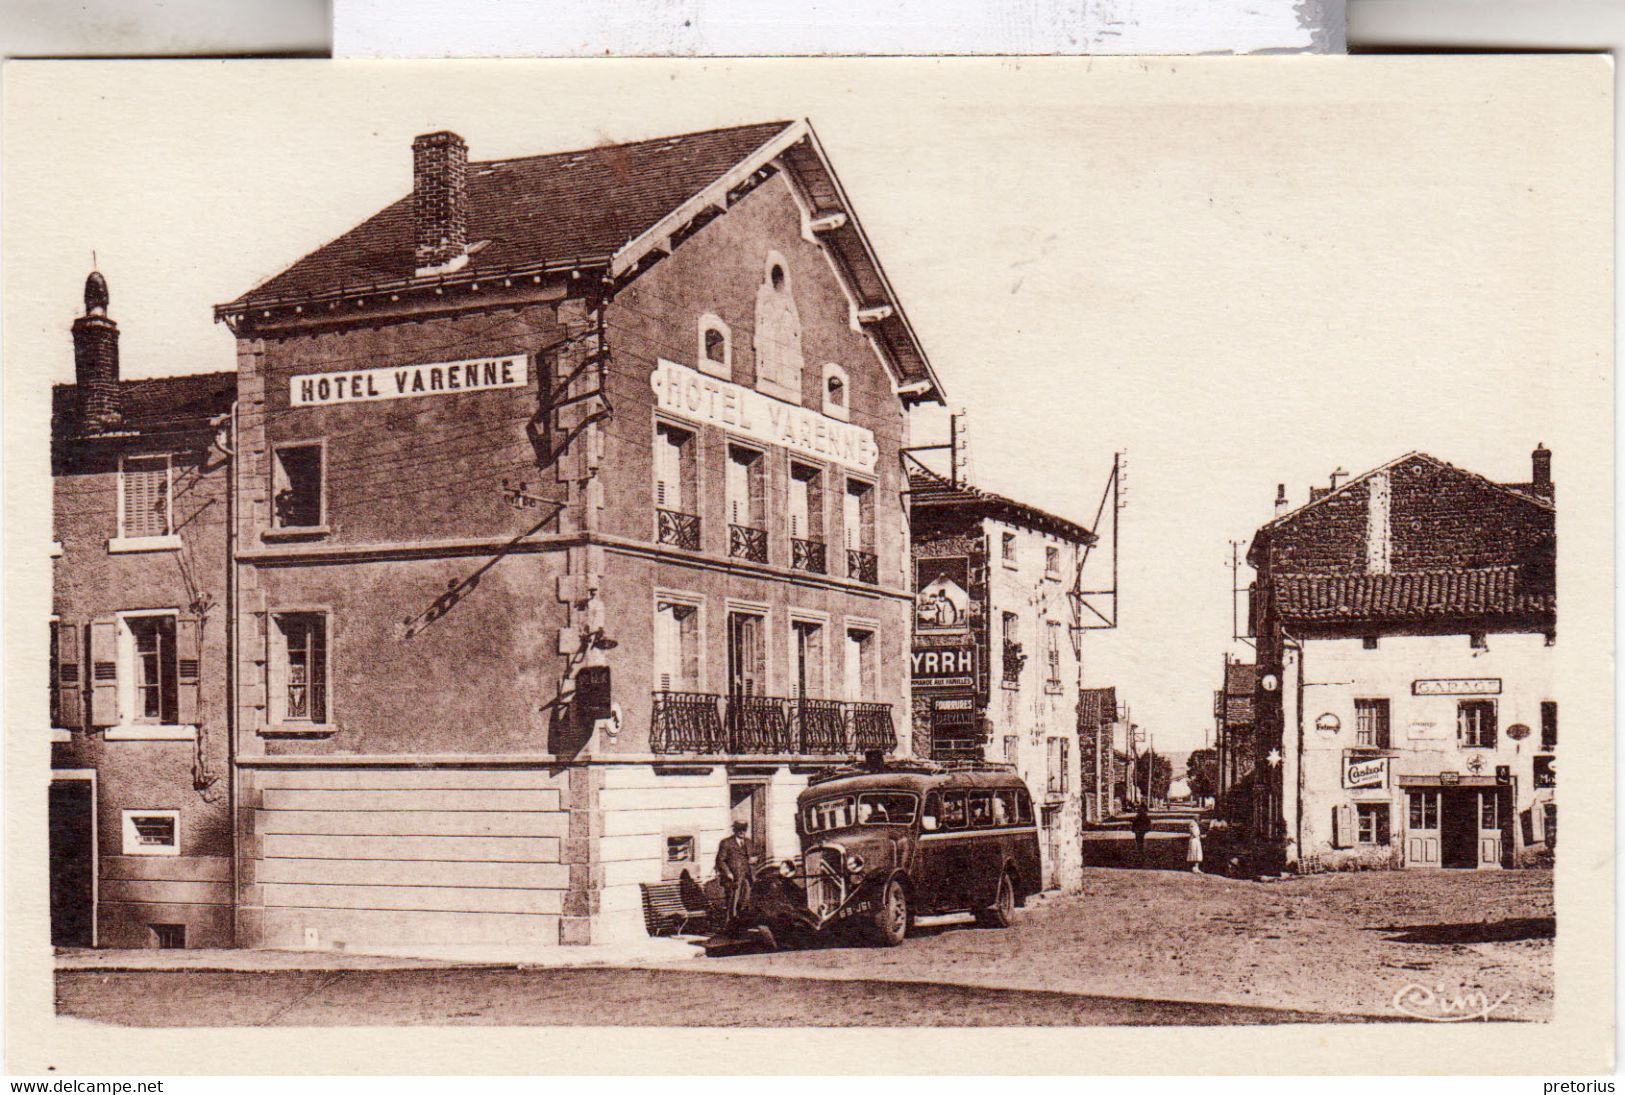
[
  {"left": 907, "top": 468, "right": 1096, "bottom": 890},
  {"left": 50, "top": 271, "right": 237, "bottom": 948},
  {"left": 1214, "top": 658, "right": 1257, "bottom": 824},
  {"left": 1078, "top": 686, "right": 1119, "bottom": 821},
  {"left": 1246, "top": 449, "right": 1556, "bottom": 871}
]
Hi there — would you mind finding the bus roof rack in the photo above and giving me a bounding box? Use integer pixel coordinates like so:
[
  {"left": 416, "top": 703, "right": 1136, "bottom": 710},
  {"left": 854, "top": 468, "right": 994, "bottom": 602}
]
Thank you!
[{"left": 805, "top": 757, "right": 1019, "bottom": 787}]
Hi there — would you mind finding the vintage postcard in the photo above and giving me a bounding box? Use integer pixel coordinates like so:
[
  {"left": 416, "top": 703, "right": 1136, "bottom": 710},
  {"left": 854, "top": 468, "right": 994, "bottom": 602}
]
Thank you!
[{"left": 3, "top": 56, "right": 1613, "bottom": 1075}]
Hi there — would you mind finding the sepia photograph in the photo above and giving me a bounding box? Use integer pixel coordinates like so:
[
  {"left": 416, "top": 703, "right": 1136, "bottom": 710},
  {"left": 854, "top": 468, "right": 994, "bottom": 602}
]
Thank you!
[{"left": 2, "top": 55, "right": 1613, "bottom": 1074}]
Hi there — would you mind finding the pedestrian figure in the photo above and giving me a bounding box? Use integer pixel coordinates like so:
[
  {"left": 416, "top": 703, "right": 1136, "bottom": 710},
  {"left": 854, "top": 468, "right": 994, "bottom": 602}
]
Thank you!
[
  {"left": 1131, "top": 804, "right": 1152, "bottom": 867},
  {"left": 715, "top": 820, "right": 755, "bottom": 931},
  {"left": 1186, "top": 818, "right": 1204, "bottom": 874}
]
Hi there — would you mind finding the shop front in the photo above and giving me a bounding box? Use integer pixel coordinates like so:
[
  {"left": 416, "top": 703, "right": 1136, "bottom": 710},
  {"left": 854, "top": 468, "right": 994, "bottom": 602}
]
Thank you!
[{"left": 1398, "top": 775, "right": 1511, "bottom": 869}]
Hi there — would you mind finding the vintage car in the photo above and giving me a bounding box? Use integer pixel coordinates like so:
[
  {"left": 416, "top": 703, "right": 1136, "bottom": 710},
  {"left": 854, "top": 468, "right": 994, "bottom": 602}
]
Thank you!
[{"left": 754, "top": 761, "right": 1043, "bottom": 947}]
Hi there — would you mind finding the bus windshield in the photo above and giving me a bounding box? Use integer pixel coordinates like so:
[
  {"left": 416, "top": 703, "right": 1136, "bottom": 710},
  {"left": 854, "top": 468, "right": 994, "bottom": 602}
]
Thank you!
[{"left": 804, "top": 792, "right": 919, "bottom": 832}]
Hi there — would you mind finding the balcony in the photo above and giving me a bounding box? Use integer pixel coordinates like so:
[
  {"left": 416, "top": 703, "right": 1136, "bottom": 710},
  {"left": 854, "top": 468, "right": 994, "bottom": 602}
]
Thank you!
[
  {"left": 650, "top": 692, "right": 898, "bottom": 756},
  {"left": 846, "top": 548, "right": 878, "bottom": 584},
  {"left": 655, "top": 508, "right": 701, "bottom": 551},
  {"left": 729, "top": 523, "right": 768, "bottom": 563},
  {"left": 791, "top": 537, "right": 827, "bottom": 575}
]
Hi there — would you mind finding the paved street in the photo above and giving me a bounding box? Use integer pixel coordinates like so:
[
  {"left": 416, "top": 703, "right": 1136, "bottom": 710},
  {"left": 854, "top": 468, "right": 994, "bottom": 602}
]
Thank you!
[{"left": 56, "top": 867, "right": 1550, "bottom": 1026}]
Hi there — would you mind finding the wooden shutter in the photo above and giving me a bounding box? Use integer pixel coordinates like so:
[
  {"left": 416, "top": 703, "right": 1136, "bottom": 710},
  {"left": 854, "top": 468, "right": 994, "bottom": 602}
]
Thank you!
[
  {"left": 843, "top": 485, "right": 860, "bottom": 550},
  {"left": 788, "top": 474, "right": 806, "bottom": 539},
  {"left": 175, "top": 616, "right": 201, "bottom": 726},
  {"left": 89, "top": 618, "right": 118, "bottom": 727},
  {"left": 1332, "top": 803, "right": 1354, "bottom": 849},
  {"left": 654, "top": 429, "right": 674, "bottom": 510},
  {"left": 747, "top": 454, "right": 765, "bottom": 527},
  {"left": 725, "top": 452, "right": 747, "bottom": 526},
  {"left": 122, "top": 456, "right": 170, "bottom": 537},
  {"left": 56, "top": 621, "right": 83, "bottom": 729}
]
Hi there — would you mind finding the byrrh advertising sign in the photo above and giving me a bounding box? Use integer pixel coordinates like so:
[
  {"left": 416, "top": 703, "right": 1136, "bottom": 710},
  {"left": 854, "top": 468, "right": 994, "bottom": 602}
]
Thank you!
[
  {"left": 912, "top": 646, "right": 976, "bottom": 690},
  {"left": 1343, "top": 755, "right": 1390, "bottom": 789},
  {"left": 289, "top": 355, "right": 528, "bottom": 407},
  {"left": 650, "top": 358, "right": 879, "bottom": 472}
]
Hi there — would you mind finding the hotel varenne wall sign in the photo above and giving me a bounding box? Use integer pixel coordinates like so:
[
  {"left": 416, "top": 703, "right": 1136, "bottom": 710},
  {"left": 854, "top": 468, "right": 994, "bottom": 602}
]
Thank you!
[
  {"left": 650, "top": 358, "right": 879, "bottom": 472},
  {"left": 289, "top": 355, "right": 529, "bottom": 407}
]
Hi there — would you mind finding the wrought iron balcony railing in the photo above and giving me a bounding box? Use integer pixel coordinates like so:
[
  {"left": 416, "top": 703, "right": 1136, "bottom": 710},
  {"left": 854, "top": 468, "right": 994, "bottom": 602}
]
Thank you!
[
  {"left": 655, "top": 508, "right": 701, "bottom": 551},
  {"left": 846, "top": 700, "right": 897, "bottom": 751},
  {"left": 846, "top": 548, "right": 878, "bottom": 584},
  {"left": 648, "top": 692, "right": 898, "bottom": 756},
  {"left": 650, "top": 690, "right": 725, "bottom": 753},
  {"left": 727, "top": 693, "right": 794, "bottom": 754},
  {"left": 791, "top": 537, "right": 827, "bottom": 574},
  {"left": 795, "top": 698, "right": 848, "bottom": 754},
  {"left": 729, "top": 523, "right": 768, "bottom": 563}
]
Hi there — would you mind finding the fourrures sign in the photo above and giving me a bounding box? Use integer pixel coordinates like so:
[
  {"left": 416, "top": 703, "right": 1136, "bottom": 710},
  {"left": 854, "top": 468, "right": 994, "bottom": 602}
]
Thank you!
[{"left": 289, "top": 355, "right": 529, "bottom": 407}]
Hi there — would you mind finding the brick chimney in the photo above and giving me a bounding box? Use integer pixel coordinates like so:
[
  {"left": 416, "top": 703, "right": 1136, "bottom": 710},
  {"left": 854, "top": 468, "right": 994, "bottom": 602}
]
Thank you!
[
  {"left": 72, "top": 270, "right": 120, "bottom": 431},
  {"left": 412, "top": 130, "right": 469, "bottom": 275},
  {"left": 1531, "top": 442, "right": 1553, "bottom": 499},
  {"left": 1274, "top": 483, "right": 1288, "bottom": 515}
]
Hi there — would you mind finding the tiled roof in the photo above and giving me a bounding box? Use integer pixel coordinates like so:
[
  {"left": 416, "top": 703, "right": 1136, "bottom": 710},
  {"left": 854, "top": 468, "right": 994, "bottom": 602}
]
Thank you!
[
  {"left": 53, "top": 372, "right": 236, "bottom": 441},
  {"left": 908, "top": 468, "right": 1097, "bottom": 545},
  {"left": 1275, "top": 566, "right": 1554, "bottom": 623},
  {"left": 1079, "top": 687, "right": 1117, "bottom": 730},
  {"left": 227, "top": 122, "right": 794, "bottom": 309}
]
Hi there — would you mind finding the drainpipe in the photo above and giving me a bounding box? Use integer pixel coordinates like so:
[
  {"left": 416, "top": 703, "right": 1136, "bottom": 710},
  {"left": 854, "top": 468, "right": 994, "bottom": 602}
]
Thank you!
[{"left": 1281, "top": 624, "right": 1305, "bottom": 868}]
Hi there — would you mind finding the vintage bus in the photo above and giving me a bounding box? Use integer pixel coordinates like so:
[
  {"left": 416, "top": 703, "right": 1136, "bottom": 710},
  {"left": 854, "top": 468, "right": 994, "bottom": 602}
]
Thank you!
[{"left": 762, "top": 761, "right": 1043, "bottom": 947}]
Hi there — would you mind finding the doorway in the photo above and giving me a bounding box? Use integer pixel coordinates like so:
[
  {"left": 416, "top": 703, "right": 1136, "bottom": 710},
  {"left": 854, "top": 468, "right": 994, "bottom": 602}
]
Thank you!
[
  {"left": 729, "top": 780, "right": 768, "bottom": 865},
  {"left": 49, "top": 777, "right": 96, "bottom": 947}
]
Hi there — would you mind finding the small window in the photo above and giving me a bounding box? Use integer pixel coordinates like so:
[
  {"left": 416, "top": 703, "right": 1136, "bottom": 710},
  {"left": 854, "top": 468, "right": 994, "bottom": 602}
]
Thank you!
[
  {"left": 122, "top": 809, "right": 179, "bottom": 856},
  {"left": 789, "top": 462, "right": 825, "bottom": 549},
  {"left": 1458, "top": 700, "right": 1497, "bottom": 748},
  {"left": 1014, "top": 787, "right": 1033, "bottom": 824},
  {"left": 1045, "top": 620, "right": 1063, "bottom": 688},
  {"left": 654, "top": 422, "right": 700, "bottom": 549},
  {"left": 1354, "top": 698, "right": 1390, "bottom": 748},
  {"left": 940, "top": 791, "right": 968, "bottom": 830},
  {"left": 1479, "top": 792, "right": 1499, "bottom": 830},
  {"left": 1045, "top": 545, "right": 1060, "bottom": 577},
  {"left": 1540, "top": 701, "right": 1557, "bottom": 749},
  {"left": 844, "top": 627, "right": 876, "bottom": 701},
  {"left": 769, "top": 262, "right": 786, "bottom": 291},
  {"left": 967, "top": 791, "right": 993, "bottom": 828},
  {"left": 666, "top": 835, "right": 696, "bottom": 864},
  {"left": 119, "top": 454, "right": 172, "bottom": 539},
  {"left": 1046, "top": 737, "right": 1063, "bottom": 795},
  {"left": 843, "top": 478, "right": 874, "bottom": 560},
  {"left": 697, "top": 315, "right": 731, "bottom": 378},
  {"left": 272, "top": 613, "right": 329, "bottom": 724},
  {"left": 151, "top": 923, "right": 186, "bottom": 949},
  {"left": 1355, "top": 803, "right": 1390, "bottom": 846},
  {"left": 1001, "top": 531, "right": 1017, "bottom": 565},
  {"left": 1002, "top": 612, "right": 1022, "bottom": 684},
  {"left": 272, "top": 445, "right": 324, "bottom": 528},
  {"left": 821, "top": 363, "right": 851, "bottom": 420},
  {"left": 1003, "top": 735, "right": 1019, "bottom": 765},
  {"left": 992, "top": 789, "right": 1015, "bottom": 825}
]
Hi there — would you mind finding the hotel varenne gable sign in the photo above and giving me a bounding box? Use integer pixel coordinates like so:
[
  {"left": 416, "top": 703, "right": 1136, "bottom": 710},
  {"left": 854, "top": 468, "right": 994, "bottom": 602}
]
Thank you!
[
  {"left": 289, "top": 355, "right": 529, "bottom": 407},
  {"left": 650, "top": 358, "right": 879, "bottom": 473}
]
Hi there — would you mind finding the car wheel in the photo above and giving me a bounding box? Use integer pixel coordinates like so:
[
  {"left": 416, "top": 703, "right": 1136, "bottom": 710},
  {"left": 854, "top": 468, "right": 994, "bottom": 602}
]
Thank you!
[
  {"left": 976, "top": 870, "right": 1016, "bottom": 928},
  {"left": 872, "top": 879, "right": 909, "bottom": 947}
]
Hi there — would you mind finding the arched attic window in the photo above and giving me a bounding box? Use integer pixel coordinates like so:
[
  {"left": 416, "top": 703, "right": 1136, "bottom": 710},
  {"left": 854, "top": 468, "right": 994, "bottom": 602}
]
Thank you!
[
  {"left": 754, "top": 251, "right": 804, "bottom": 403},
  {"left": 822, "top": 363, "right": 851, "bottom": 421},
  {"left": 697, "top": 314, "right": 731, "bottom": 379}
]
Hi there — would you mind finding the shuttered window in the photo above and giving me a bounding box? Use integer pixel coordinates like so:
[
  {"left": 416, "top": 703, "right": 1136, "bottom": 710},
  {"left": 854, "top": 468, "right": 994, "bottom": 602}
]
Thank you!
[
  {"left": 120, "top": 454, "right": 171, "bottom": 538},
  {"left": 654, "top": 423, "right": 694, "bottom": 513},
  {"left": 789, "top": 463, "right": 823, "bottom": 541},
  {"left": 125, "top": 615, "right": 178, "bottom": 724},
  {"left": 653, "top": 600, "right": 700, "bottom": 692}
]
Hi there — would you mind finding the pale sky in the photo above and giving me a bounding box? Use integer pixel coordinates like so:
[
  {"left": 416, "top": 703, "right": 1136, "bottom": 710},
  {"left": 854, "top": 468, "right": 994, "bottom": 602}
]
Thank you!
[{"left": 5, "top": 58, "right": 1610, "bottom": 753}]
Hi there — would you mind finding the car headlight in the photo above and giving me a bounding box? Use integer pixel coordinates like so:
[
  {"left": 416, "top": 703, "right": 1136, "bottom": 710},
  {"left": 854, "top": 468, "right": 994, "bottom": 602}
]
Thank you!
[{"left": 844, "top": 853, "right": 865, "bottom": 873}]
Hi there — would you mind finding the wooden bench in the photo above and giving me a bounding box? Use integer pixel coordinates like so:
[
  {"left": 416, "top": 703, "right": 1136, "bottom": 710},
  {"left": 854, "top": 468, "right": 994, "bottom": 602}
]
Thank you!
[{"left": 639, "top": 878, "right": 711, "bottom": 937}]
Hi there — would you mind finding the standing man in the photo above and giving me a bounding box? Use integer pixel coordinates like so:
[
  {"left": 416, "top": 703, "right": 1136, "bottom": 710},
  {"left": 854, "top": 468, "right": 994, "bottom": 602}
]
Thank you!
[
  {"left": 1131, "top": 803, "right": 1153, "bottom": 867},
  {"left": 716, "top": 820, "right": 755, "bottom": 930}
]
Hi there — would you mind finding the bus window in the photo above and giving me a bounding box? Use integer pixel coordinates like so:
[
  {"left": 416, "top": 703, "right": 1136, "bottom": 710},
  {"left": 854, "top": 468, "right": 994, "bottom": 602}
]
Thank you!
[
  {"left": 1014, "top": 787, "right": 1033, "bottom": 824},
  {"left": 922, "top": 792, "right": 942, "bottom": 832},
  {"left": 804, "top": 796, "right": 856, "bottom": 833},
  {"left": 992, "top": 789, "right": 1016, "bottom": 826},
  {"left": 857, "top": 793, "right": 918, "bottom": 826},
  {"left": 968, "top": 791, "right": 993, "bottom": 828},
  {"left": 941, "top": 791, "right": 968, "bottom": 830}
]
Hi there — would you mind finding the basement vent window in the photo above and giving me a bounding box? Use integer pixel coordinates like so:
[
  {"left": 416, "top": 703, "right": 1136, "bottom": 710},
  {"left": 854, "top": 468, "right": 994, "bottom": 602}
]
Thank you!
[
  {"left": 122, "top": 810, "right": 180, "bottom": 856},
  {"left": 150, "top": 923, "right": 186, "bottom": 949}
]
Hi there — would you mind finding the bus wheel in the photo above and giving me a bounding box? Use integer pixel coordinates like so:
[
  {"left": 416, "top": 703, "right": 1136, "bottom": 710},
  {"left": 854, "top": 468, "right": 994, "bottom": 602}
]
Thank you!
[
  {"left": 873, "top": 879, "right": 909, "bottom": 947},
  {"left": 976, "top": 869, "right": 1016, "bottom": 928}
]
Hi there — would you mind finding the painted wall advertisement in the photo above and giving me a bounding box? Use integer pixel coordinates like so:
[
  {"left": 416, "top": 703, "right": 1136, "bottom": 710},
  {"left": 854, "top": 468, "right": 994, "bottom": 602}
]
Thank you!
[
  {"left": 1343, "top": 754, "right": 1390, "bottom": 789},
  {"left": 911, "top": 646, "right": 976, "bottom": 690},
  {"left": 915, "top": 556, "right": 971, "bottom": 634}
]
